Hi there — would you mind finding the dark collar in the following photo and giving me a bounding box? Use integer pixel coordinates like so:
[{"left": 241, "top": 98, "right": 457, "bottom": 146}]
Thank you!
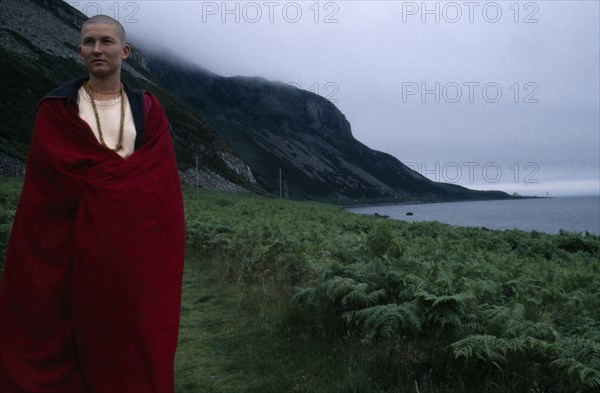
[{"left": 46, "top": 77, "right": 146, "bottom": 149}]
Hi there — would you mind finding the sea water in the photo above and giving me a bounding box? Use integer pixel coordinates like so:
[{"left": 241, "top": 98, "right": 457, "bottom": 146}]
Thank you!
[{"left": 346, "top": 196, "right": 600, "bottom": 234}]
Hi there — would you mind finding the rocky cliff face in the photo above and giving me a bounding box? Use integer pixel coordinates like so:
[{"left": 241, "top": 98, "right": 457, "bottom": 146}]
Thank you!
[{"left": 146, "top": 55, "right": 507, "bottom": 201}]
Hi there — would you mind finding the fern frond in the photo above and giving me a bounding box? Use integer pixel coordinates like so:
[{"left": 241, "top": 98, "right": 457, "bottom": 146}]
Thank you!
[
  {"left": 452, "top": 334, "right": 549, "bottom": 363},
  {"left": 434, "top": 263, "right": 455, "bottom": 292},
  {"left": 343, "top": 284, "right": 384, "bottom": 307},
  {"left": 416, "top": 290, "right": 474, "bottom": 328},
  {"left": 323, "top": 276, "right": 357, "bottom": 303},
  {"left": 291, "top": 287, "right": 320, "bottom": 308},
  {"left": 451, "top": 334, "right": 507, "bottom": 362},
  {"left": 354, "top": 302, "right": 422, "bottom": 338},
  {"left": 548, "top": 335, "right": 600, "bottom": 389}
]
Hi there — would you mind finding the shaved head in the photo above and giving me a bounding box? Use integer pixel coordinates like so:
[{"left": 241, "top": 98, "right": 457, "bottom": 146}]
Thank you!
[
  {"left": 81, "top": 15, "right": 126, "bottom": 44},
  {"left": 78, "top": 14, "right": 131, "bottom": 83}
]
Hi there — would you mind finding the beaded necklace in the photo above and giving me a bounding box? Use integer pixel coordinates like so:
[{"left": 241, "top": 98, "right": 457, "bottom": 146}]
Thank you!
[{"left": 83, "top": 81, "right": 125, "bottom": 152}]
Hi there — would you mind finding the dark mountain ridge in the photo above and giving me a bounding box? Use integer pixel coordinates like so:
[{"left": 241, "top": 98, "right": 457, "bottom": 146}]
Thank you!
[
  {"left": 145, "top": 53, "right": 509, "bottom": 201},
  {"left": 1, "top": 0, "right": 510, "bottom": 202}
]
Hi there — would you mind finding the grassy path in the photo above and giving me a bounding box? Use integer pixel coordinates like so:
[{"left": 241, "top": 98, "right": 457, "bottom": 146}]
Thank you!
[
  {"left": 175, "top": 254, "right": 274, "bottom": 392},
  {"left": 174, "top": 252, "right": 377, "bottom": 393},
  {"left": 175, "top": 253, "right": 301, "bottom": 393}
]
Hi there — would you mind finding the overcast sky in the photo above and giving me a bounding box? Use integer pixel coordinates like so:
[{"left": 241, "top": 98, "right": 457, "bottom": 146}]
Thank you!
[{"left": 66, "top": 0, "right": 599, "bottom": 196}]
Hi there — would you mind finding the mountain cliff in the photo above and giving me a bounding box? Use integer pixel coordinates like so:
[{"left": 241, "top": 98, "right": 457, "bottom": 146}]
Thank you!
[
  {"left": 1, "top": 0, "right": 509, "bottom": 202},
  {"left": 146, "top": 54, "right": 508, "bottom": 201}
]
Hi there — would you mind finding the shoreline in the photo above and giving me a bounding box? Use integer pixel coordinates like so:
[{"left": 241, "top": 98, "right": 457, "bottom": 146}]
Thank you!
[
  {"left": 340, "top": 195, "right": 542, "bottom": 209},
  {"left": 343, "top": 195, "right": 600, "bottom": 236}
]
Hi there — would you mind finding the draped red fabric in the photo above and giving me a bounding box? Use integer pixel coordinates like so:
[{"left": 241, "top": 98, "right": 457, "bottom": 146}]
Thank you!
[{"left": 0, "top": 92, "right": 185, "bottom": 392}]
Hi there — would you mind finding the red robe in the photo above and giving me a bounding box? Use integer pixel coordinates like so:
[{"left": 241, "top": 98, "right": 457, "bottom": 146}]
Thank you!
[{"left": 0, "top": 82, "right": 185, "bottom": 392}]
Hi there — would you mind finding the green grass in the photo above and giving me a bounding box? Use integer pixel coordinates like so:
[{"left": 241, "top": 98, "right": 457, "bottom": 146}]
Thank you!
[
  {"left": 177, "top": 253, "right": 392, "bottom": 393},
  {"left": 0, "top": 178, "right": 21, "bottom": 262},
  {"left": 1, "top": 179, "right": 599, "bottom": 392}
]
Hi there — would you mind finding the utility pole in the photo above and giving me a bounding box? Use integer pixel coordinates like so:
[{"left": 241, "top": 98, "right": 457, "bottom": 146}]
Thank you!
[
  {"left": 279, "top": 168, "right": 282, "bottom": 199},
  {"left": 194, "top": 156, "right": 199, "bottom": 192}
]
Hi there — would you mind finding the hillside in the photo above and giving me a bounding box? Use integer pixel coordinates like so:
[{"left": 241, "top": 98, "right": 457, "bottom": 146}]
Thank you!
[
  {"left": 146, "top": 54, "right": 510, "bottom": 201},
  {"left": 0, "top": 0, "right": 258, "bottom": 192},
  {"left": 0, "top": 0, "right": 510, "bottom": 201}
]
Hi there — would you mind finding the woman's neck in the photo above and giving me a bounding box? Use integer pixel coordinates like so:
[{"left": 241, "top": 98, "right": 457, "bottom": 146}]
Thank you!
[
  {"left": 87, "top": 76, "right": 121, "bottom": 93},
  {"left": 86, "top": 76, "right": 123, "bottom": 101}
]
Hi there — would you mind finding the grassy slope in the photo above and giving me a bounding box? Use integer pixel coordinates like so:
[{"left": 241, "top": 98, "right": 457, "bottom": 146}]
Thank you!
[{"left": 1, "top": 179, "right": 599, "bottom": 392}]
